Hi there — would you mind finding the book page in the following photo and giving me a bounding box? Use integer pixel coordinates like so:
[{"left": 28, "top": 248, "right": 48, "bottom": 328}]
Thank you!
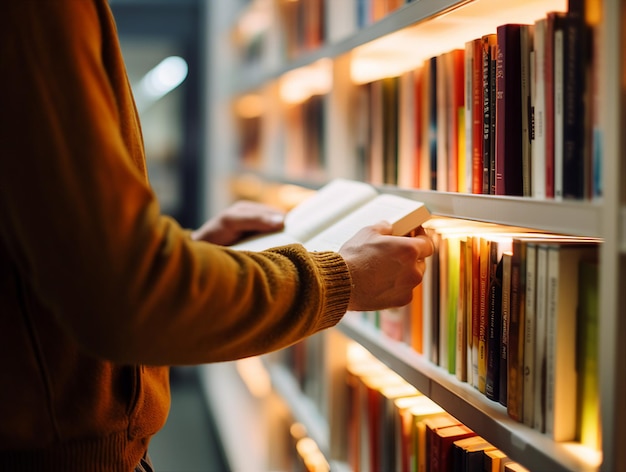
[
  {"left": 305, "top": 194, "right": 430, "bottom": 252},
  {"left": 284, "top": 179, "right": 378, "bottom": 241},
  {"left": 232, "top": 179, "right": 377, "bottom": 251}
]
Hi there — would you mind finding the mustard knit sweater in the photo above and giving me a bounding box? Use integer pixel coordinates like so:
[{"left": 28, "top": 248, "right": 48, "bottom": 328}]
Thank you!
[{"left": 0, "top": 2, "right": 352, "bottom": 470}]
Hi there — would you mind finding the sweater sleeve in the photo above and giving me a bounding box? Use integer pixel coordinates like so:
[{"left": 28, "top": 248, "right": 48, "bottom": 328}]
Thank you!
[{"left": 0, "top": 1, "right": 352, "bottom": 365}]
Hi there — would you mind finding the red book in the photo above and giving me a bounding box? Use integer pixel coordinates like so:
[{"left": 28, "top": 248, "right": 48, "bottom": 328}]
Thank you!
[
  {"left": 430, "top": 424, "right": 476, "bottom": 472},
  {"left": 495, "top": 24, "right": 524, "bottom": 196},
  {"left": 447, "top": 49, "right": 465, "bottom": 192}
]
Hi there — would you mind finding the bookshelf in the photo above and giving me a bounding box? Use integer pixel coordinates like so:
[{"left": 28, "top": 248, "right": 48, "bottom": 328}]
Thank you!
[{"left": 200, "top": 0, "right": 625, "bottom": 471}]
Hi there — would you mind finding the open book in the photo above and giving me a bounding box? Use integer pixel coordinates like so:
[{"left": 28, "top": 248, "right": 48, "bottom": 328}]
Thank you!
[{"left": 232, "top": 179, "right": 431, "bottom": 252}]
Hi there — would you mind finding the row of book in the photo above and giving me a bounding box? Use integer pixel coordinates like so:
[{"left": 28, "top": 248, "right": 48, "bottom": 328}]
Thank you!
[
  {"left": 237, "top": 4, "right": 601, "bottom": 201},
  {"left": 236, "top": 0, "right": 415, "bottom": 66},
  {"left": 356, "top": 4, "right": 600, "bottom": 199},
  {"left": 371, "top": 218, "right": 601, "bottom": 448},
  {"left": 278, "top": 0, "right": 414, "bottom": 58},
  {"left": 346, "top": 346, "right": 530, "bottom": 472}
]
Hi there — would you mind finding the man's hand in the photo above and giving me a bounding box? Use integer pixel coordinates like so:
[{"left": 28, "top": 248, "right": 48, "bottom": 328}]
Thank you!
[
  {"left": 192, "top": 200, "right": 285, "bottom": 246},
  {"left": 339, "top": 222, "right": 434, "bottom": 312}
]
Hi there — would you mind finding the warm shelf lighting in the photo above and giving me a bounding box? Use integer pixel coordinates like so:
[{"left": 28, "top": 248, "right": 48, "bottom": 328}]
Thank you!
[
  {"left": 560, "top": 442, "right": 603, "bottom": 469},
  {"left": 279, "top": 58, "right": 332, "bottom": 104},
  {"left": 234, "top": 93, "right": 265, "bottom": 118},
  {"left": 290, "top": 422, "right": 308, "bottom": 440},
  {"left": 295, "top": 437, "right": 330, "bottom": 472},
  {"left": 350, "top": 0, "right": 567, "bottom": 84},
  {"left": 235, "top": 356, "right": 272, "bottom": 398}
]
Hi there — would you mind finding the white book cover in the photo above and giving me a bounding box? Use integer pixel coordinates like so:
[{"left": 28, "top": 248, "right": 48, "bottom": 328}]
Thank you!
[
  {"left": 532, "top": 18, "right": 547, "bottom": 199},
  {"left": 233, "top": 179, "right": 431, "bottom": 253}
]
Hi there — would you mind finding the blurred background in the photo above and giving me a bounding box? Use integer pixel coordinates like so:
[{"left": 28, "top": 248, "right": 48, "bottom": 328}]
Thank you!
[{"left": 111, "top": 0, "right": 205, "bottom": 230}]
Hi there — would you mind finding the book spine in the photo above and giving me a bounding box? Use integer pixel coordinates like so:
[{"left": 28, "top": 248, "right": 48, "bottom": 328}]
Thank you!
[
  {"left": 481, "top": 35, "right": 495, "bottom": 195},
  {"left": 532, "top": 18, "right": 547, "bottom": 199},
  {"left": 470, "top": 236, "right": 481, "bottom": 389},
  {"left": 449, "top": 49, "right": 465, "bottom": 192},
  {"left": 544, "top": 13, "right": 559, "bottom": 199},
  {"left": 486, "top": 241, "right": 503, "bottom": 401},
  {"left": 507, "top": 239, "right": 526, "bottom": 421},
  {"left": 418, "top": 59, "right": 432, "bottom": 190},
  {"left": 495, "top": 24, "right": 523, "bottom": 196},
  {"left": 499, "top": 251, "right": 513, "bottom": 406},
  {"left": 428, "top": 227, "right": 441, "bottom": 365},
  {"left": 464, "top": 41, "right": 474, "bottom": 193},
  {"left": 544, "top": 246, "right": 571, "bottom": 440},
  {"left": 561, "top": 11, "right": 586, "bottom": 199},
  {"left": 488, "top": 38, "right": 497, "bottom": 195},
  {"left": 456, "top": 238, "right": 468, "bottom": 382},
  {"left": 532, "top": 244, "right": 549, "bottom": 432},
  {"left": 477, "top": 237, "right": 491, "bottom": 393},
  {"left": 382, "top": 76, "right": 399, "bottom": 185},
  {"left": 429, "top": 57, "right": 438, "bottom": 190},
  {"left": 438, "top": 234, "right": 450, "bottom": 371},
  {"left": 465, "top": 237, "right": 474, "bottom": 386},
  {"left": 522, "top": 242, "right": 537, "bottom": 426},
  {"left": 471, "top": 39, "right": 484, "bottom": 194},
  {"left": 436, "top": 54, "right": 449, "bottom": 191},
  {"left": 447, "top": 236, "right": 461, "bottom": 376},
  {"left": 553, "top": 15, "right": 566, "bottom": 200},
  {"left": 521, "top": 25, "right": 534, "bottom": 197},
  {"left": 577, "top": 259, "right": 600, "bottom": 449},
  {"left": 398, "top": 70, "right": 416, "bottom": 188}
]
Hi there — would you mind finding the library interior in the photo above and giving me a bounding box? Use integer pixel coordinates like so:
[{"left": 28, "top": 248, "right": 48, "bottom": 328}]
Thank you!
[{"left": 4, "top": 0, "right": 625, "bottom": 471}]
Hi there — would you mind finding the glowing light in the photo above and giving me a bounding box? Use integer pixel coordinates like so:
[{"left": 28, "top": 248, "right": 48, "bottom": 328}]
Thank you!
[
  {"left": 141, "top": 56, "right": 188, "bottom": 98},
  {"left": 234, "top": 94, "right": 265, "bottom": 118},
  {"left": 133, "top": 56, "right": 188, "bottom": 113},
  {"left": 350, "top": 0, "right": 567, "bottom": 84}
]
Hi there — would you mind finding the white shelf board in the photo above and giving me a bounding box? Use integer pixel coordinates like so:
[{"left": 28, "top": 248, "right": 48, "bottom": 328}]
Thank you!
[{"left": 381, "top": 186, "right": 605, "bottom": 238}]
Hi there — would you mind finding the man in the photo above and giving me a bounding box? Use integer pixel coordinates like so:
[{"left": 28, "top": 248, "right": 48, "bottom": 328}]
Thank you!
[{"left": 0, "top": 2, "right": 433, "bottom": 471}]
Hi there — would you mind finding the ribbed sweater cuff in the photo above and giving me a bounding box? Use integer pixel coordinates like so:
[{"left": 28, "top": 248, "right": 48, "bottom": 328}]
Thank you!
[
  {"left": 310, "top": 251, "right": 352, "bottom": 331},
  {"left": 0, "top": 431, "right": 147, "bottom": 472}
]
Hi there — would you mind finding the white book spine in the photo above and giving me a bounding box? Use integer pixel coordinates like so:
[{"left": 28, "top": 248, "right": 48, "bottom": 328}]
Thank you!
[
  {"left": 545, "top": 245, "right": 579, "bottom": 441},
  {"left": 553, "top": 29, "right": 564, "bottom": 201},
  {"left": 532, "top": 19, "right": 547, "bottom": 199}
]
